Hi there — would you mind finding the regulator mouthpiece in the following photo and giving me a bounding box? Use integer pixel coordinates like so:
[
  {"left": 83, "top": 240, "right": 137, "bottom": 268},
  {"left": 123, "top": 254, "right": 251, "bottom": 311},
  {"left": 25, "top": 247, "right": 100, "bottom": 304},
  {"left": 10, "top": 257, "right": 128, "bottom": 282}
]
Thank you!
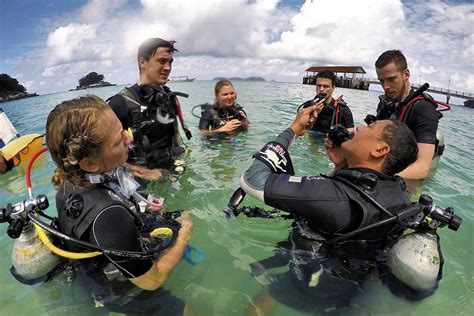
[{"left": 327, "top": 124, "right": 354, "bottom": 146}]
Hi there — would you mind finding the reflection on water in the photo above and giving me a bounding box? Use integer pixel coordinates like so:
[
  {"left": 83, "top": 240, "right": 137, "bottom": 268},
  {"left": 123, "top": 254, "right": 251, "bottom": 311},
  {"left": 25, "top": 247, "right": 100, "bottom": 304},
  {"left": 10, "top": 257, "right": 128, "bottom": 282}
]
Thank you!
[{"left": 0, "top": 82, "right": 473, "bottom": 315}]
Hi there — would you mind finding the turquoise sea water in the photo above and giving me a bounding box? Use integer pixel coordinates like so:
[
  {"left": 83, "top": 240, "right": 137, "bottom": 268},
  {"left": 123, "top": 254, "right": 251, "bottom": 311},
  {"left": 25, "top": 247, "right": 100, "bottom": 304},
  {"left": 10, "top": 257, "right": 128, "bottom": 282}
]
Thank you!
[{"left": 0, "top": 81, "right": 472, "bottom": 315}]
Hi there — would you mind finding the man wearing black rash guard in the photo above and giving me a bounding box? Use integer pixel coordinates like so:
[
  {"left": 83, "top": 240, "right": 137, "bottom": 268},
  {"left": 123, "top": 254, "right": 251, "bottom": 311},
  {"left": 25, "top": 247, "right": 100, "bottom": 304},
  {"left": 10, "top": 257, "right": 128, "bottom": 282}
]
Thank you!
[{"left": 241, "top": 105, "right": 419, "bottom": 313}]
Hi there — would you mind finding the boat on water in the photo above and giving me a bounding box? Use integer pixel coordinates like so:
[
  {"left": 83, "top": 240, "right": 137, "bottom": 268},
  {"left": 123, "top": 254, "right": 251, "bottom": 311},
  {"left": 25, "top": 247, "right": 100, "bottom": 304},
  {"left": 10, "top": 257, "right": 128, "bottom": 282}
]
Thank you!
[{"left": 170, "top": 76, "right": 195, "bottom": 82}]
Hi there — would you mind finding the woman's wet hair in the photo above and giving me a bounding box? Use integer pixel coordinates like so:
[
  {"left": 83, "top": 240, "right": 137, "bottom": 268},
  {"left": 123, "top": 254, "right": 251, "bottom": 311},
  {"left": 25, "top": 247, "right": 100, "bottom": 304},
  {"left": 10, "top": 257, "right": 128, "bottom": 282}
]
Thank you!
[
  {"left": 46, "top": 95, "right": 110, "bottom": 186},
  {"left": 380, "top": 119, "right": 418, "bottom": 176},
  {"left": 214, "top": 79, "right": 233, "bottom": 96}
]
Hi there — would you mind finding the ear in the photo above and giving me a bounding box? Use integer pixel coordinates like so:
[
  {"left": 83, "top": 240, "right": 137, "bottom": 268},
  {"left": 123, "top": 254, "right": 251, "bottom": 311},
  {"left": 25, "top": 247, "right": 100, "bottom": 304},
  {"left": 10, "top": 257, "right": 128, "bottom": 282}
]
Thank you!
[
  {"left": 370, "top": 142, "right": 390, "bottom": 159},
  {"left": 79, "top": 157, "right": 101, "bottom": 173},
  {"left": 138, "top": 57, "right": 147, "bottom": 72},
  {"left": 403, "top": 68, "right": 410, "bottom": 81},
  {"left": 234, "top": 92, "right": 238, "bottom": 100}
]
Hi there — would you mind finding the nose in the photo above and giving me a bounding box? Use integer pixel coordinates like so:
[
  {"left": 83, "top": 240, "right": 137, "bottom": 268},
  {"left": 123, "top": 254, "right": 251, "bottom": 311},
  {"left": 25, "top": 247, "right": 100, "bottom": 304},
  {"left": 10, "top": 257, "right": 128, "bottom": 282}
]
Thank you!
[
  {"left": 124, "top": 129, "right": 134, "bottom": 145},
  {"left": 381, "top": 81, "right": 390, "bottom": 91},
  {"left": 163, "top": 62, "right": 171, "bottom": 72}
]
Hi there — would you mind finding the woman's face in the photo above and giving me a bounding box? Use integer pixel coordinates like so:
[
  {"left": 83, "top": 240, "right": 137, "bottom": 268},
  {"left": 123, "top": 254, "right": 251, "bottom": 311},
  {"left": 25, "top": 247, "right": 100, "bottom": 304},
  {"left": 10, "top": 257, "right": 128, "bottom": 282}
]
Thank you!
[
  {"left": 216, "top": 84, "right": 236, "bottom": 108},
  {"left": 95, "top": 109, "right": 132, "bottom": 172}
]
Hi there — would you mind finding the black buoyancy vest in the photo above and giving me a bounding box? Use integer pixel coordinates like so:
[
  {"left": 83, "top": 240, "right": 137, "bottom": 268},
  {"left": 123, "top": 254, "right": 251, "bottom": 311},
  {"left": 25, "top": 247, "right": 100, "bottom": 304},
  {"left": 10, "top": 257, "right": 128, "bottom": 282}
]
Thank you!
[
  {"left": 264, "top": 169, "right": 411, "bottom": 241},
  {"left": 378, "top": 91, "right": 439, "bottom": 123},
  {"left": 114, "top": 85, "right": 181, "bottom": 167},
  {"left": 311, "top": 99, "right": 347, "bottom": 133},
  {"left": 327, "top": 172, "right": 411, "bottom": 240},
  {"left": 201, "top": 103, "right": 244, "bottom": 129},
  {"left": 56, "top": 183, "right": 139, "bottom": 252}
]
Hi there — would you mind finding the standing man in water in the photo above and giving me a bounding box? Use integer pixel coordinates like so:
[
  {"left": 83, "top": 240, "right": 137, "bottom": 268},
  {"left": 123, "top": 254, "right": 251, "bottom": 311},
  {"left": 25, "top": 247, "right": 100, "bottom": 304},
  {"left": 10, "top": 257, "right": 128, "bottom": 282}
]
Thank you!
[
  {"left": 108, "top": 38, "right": 186, "bottom": 180},
  {"left": 374, "top": 50, "right": 440, "bottom": 180},
  {"left": 300, "top": 70, "right": 353, "bottom": 136}
]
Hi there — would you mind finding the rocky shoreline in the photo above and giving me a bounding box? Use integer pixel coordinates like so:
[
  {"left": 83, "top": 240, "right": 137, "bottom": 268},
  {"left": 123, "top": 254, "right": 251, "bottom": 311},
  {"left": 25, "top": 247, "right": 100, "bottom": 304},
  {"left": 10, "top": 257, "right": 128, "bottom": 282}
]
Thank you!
[
  {"left": 0, "top": 92, "right": 38, "bottom": 103},
  {"left": 69, "top": 81, "right": 116, "bottom": 91}
]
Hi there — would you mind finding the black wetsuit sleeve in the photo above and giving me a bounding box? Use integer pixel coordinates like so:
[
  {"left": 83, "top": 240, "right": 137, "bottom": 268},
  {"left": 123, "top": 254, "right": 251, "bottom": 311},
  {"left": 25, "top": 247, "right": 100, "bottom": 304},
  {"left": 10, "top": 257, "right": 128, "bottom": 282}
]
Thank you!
[
  {"left": 242, "top": 128, "right": 295, "bottom": 195},
  {"left": 198, "top": 106, "right": 214, "bottom": 130},
  {"left": 341, "top": 105, "right": 354, "bottom": 128},
  {"left": 88, "top": 205, "right": 153, "bottom": 278},
  {"left": 108, "top": 94, "right": 131, "bottom": 129},
  {"left": 263, "top": 174, "right": 355, "bottom": 234},
  {"left": 405, "top": 100, "right": 438, "bottom": 144}
]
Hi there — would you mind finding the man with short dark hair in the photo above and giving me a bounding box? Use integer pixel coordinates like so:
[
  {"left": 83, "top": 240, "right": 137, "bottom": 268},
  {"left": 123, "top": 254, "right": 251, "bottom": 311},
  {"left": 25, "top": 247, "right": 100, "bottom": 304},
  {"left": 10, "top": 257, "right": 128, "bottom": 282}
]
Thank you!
[
  {"left": 375, "top": 49, "right": 439, "bottom": 180},
  {"left": 108, "top": 38, "right": 186, "bottom": 180},
  {"left": 241, "top": 105, "right": 418, "bottom": 238},
  {"left": 240, "top": 105, "right": 420, "bottom": 314},
  {"left": 300, "top": 70, "right": 354, "bottom": 135}
]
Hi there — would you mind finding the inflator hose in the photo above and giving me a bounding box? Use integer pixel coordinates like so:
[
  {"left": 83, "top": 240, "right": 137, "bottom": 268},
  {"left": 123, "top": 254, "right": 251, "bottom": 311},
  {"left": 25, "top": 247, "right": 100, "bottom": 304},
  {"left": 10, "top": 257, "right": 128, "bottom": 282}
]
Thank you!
[
  {"left": 26, "top": 147, "right": 103, "bottom": 259},
  {"left": 33, "top": 219, "right": 101, "bottom": 259}
]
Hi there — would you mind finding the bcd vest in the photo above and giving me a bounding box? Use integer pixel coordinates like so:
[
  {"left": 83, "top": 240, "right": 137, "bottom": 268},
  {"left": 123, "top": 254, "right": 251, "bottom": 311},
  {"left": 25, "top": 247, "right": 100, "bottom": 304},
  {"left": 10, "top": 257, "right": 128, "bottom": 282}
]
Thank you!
[
  {"left": 200, "top": 103, "right": 244, "bottom": 129},
  {"left": 56, "top": 183, "right": 140, "bottom": 253},
  {"left": 305, "top": 98, "right": 347, "bottom": 133},
  {"left": 113, "top": 85, "right": 181, "bottom": 167}
]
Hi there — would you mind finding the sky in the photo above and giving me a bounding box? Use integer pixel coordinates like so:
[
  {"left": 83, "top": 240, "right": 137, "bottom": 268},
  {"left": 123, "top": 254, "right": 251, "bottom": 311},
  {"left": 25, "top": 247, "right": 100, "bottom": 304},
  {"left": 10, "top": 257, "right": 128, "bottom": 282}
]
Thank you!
[{"left": 0, "top": 0, "right": 473, "bottom": 96}]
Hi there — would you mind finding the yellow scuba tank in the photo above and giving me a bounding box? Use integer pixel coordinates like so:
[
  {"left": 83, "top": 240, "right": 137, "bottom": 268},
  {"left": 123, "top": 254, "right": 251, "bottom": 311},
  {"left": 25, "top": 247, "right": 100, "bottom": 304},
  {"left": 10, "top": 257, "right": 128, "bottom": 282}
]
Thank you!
[
  {"left": 11, "top": 223, "right": 61, "bottom": 282},
  {"left": 387, "top": 231, "right": 441, "bottom": 291}
]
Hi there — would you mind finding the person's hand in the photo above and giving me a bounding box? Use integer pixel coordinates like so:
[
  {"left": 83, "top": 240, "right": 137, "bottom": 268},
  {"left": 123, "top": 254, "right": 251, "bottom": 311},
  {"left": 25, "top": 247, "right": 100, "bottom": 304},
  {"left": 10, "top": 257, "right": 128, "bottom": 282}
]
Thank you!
[
  {"left": 127, "top": 163, "right": 165, "bottom": 180},
  {"left": 325, "top": 137, "right": 347, "bottom": 169},
  {"left": 175, "top": 212, "right": 193, "bottom": 242},
  {"left": 290, "top": 104, "right": 318, "bottom": 136},
  {"left": 238, "top": 110, "right": 249, "bottom": 121},
  {"left": 314, "top": 98, "right": 325, "bottom": 114},
  {"left": 219, "top": 119, "right": 242, "bottom": 132}
]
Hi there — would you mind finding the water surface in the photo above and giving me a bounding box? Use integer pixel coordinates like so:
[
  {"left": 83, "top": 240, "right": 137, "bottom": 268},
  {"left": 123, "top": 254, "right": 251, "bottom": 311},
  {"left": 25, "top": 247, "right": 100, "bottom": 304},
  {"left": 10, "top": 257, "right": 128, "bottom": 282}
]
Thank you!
[{"left": 0, "top": 81, "right": 472, "bottom": 315}]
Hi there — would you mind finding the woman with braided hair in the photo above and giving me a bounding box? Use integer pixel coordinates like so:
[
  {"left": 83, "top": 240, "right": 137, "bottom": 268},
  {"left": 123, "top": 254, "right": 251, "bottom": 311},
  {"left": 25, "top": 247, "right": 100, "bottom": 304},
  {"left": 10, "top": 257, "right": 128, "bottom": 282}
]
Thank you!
[{"left": 46, "top": 95, "right": 193, "bottom": 315}]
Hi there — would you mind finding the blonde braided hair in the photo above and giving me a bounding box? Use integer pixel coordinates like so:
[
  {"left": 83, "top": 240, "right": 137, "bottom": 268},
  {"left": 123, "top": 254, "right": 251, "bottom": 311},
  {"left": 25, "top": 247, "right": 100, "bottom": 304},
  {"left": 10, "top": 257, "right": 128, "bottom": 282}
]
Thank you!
[{"left": 46, "top": 95, "right": 111, "bottom": 187}]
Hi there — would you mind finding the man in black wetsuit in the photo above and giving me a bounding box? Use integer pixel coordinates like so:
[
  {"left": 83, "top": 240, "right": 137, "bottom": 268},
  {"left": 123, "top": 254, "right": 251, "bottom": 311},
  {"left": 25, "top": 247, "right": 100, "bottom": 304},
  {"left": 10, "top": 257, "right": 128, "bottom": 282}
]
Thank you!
[
  {"left": 108, "top": 38, "right": 185, "bottom": 180},
  {"left": 375, "top": 49, "right": 439, "bottom": 180},
  {"left": 241, "top": 104, "right": 418, "bottom": 242},
  {"left": 301, "top": 70, "right": 353, "bottom": 135},
  {"left": 240, "top": 104, "right": 419, "bottom": 313}
]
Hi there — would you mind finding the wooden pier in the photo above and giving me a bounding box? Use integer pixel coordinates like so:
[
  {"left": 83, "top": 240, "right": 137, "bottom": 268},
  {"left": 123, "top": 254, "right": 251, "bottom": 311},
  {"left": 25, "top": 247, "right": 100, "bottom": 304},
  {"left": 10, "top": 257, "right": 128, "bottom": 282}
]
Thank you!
[
  {"left": 303, "top": 66, "right": 473, "bottom": 104},
  {"left": 365, "top": 78, "right": 473, "bottom": 103}
]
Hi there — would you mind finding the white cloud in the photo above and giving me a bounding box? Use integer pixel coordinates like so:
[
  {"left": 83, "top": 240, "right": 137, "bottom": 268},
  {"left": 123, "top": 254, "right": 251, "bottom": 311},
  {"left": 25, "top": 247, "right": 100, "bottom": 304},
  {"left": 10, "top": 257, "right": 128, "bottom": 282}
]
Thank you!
[
  {"left": 9, "top": 0, "right": 472, "bottom": 95},
  {"left": 46, "top": 23, "right": 98, "bottom": 65}
]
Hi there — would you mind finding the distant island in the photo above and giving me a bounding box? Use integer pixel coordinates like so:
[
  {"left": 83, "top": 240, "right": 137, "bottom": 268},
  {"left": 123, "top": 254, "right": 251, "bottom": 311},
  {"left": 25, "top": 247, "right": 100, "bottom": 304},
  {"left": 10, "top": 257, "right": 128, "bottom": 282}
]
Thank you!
[
  {"left": 212, "top": 76, "right": 266, "bottom": 82},
  {"left": 70, "top": 72, "right": 116, "bottom": 91},
  {"left": 0, "top": 74, "right": 38, "bottom": 103}
]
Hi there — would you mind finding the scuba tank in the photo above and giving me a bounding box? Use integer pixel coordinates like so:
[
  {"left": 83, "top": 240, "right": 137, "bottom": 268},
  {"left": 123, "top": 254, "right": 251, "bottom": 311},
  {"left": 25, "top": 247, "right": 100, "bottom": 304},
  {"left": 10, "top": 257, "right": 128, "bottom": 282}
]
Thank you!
[
  {"left": 386, "top": 231, "right": 441, "bottom": 291},
  {"left": 11, "top": 223, "right": 61, "bottom": 283}
]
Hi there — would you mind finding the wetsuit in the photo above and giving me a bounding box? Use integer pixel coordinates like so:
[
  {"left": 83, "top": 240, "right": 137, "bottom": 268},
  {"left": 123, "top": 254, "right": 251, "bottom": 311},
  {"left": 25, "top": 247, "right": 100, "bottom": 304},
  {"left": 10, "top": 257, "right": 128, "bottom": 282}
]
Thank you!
[
  {"left": 198, "top": 102, "right": 247, "bottom": 131},
  {"left": 108, "top": 84, "right": 183, "bottom": 168},
  {"left": 241, "top": 128, "right": 411, "bottom": 238},
  {"left": 56, "top": 182, "right": 185, "bottom": 315},
  {"left": 241, "top": 128, "right": 414, "bottom": 312},
  {"left": 377, "top": 89, "right": 438, "bottom": 145},
  {"left": 299, "top": 98, "right": 354, "bottom": 135}
]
